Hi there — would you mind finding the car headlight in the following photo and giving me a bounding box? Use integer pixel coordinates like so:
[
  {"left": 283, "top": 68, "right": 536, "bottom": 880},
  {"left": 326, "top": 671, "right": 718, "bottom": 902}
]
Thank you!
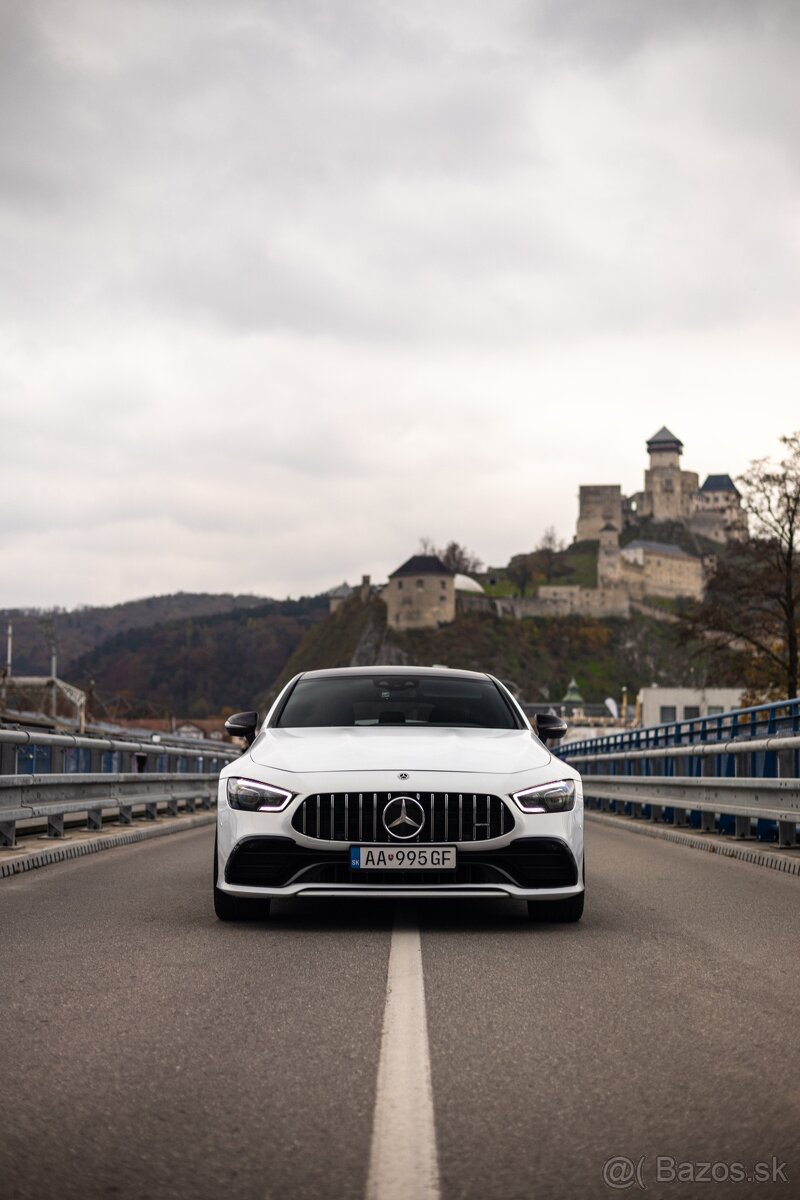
[
  {"left": 511, "top": 779, "right": 576, "bottom": 813},
  {"left": 227, "top": 777, "right": 293, "bottom": 811}
]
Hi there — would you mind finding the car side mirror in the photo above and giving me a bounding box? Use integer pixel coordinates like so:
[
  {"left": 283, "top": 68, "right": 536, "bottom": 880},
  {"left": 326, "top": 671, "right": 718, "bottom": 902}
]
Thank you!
[
  {"left": 534, "top": 713, "right": 568, "bottom": 743},
  {"left": 225, "top": 711, "right": 259, "bottom": 747}
]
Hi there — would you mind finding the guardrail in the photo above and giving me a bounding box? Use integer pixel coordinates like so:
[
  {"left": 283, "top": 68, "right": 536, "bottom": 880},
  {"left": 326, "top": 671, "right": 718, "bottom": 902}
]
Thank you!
[
  {"left": 0, "top": 726, "right": 240, "bottom": 776},
  {"left": 561, "top": 699, "right": 800, "bottom": 848},
  {"left": 0, "top": 728, "right": 242, "bottom": 848},
  {"left": 0, "top": 773, "right": 221, "bottom": 847}
]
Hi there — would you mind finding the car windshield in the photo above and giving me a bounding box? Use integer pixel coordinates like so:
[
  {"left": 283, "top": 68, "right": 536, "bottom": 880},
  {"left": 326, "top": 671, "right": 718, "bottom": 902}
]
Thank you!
[{"left": 275, "top": 674, "right": 521, "bottom": 729}]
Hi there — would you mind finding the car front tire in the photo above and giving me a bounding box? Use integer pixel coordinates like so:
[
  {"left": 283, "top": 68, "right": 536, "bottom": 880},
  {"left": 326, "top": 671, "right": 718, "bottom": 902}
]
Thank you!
[
  {"left": 213, "top": 834, "right": 272, "bottom": 922},
  {"left": 527, "top": 891, "right": 584, "bottom": 923}
]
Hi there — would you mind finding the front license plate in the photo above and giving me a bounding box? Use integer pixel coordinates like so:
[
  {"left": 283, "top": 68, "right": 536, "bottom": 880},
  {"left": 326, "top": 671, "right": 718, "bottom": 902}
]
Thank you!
[{"left": 350, "top": 845, "right": 457, "bottom": 870}]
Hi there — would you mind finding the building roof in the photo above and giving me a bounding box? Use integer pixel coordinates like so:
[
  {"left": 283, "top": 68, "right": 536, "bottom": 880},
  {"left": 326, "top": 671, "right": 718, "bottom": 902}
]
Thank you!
[
  {"left": 454, "top": 573, "right": 485, "bottom": 593},
  {"left": 646, "top": 426, "right": 683, "bottom": 453},
  {"left": 389, "top": 555, "right": 454, "bottom": 578},
  {"left": 624, "top": 539, "right": 694, "bottom": 559},
  {"left": 327, "top": 582, "right": 353, "bottom": 598},
  {"left": 701, "top": 473, "right": 740, "bottom": 496},
  {"left": 562, "top": 677, "right": 585, "bottom": 704}
]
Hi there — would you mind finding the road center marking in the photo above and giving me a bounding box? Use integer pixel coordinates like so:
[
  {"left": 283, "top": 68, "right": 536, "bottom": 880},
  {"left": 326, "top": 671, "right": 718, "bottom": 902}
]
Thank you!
[{"left": 366, "top": 903, "right": 440, "bottom": 1200}]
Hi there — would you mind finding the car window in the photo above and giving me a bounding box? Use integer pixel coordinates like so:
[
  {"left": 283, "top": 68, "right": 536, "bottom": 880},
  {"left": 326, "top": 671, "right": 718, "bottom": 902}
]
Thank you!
[{"left": 275, "top": 675, "right": 521, "bottom": 729}]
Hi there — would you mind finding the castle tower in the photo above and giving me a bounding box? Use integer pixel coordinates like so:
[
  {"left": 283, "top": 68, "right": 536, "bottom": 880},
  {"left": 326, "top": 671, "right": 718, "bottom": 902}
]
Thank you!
[
  {"left": 647, "top": 426, "right": 683, "bottom": 470},
  {"left": 644, "top": 427, "right": 699, "bottom": 523},
  {"left": 597, "top": 522, "right": 622, "bottom": 583},
  {"left": 575, "top": 484, "right": 622, "bottom": 542}
]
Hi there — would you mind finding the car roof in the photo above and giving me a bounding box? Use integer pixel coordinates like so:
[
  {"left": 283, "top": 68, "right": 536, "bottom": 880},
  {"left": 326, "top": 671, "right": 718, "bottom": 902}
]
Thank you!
[{"left": 299, "top": 665, "right": 491, "bottom": 681}]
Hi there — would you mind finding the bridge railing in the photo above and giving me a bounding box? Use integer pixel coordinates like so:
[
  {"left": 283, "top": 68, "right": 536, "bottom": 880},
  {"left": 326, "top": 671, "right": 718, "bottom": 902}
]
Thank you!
[
  {"left": 0, "top": 728, "right": 242, "bottom": 848},
  {"left": 561, "top": 698, "right": 800, "bottom": 849}
]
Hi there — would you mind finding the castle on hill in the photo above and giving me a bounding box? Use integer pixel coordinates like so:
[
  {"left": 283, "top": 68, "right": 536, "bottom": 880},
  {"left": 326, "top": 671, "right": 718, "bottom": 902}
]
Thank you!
[
  {"left": 576, "top": 426, "right": 747, "bottom": 546},
  {"left": 519, "top": 428, "right": 747, "bottom": 619},
  {"left": 331, "top": 429, "right": 748, "bottom": 630}
]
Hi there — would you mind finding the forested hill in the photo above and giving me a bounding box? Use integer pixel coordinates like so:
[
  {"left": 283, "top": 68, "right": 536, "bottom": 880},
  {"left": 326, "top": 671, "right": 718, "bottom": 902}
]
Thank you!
[
  {"left": 2, "top": 592, "right": 279, "bottom": 676},
  {"left": 70, "top": 598, "right": 328, "bottom": 718}
]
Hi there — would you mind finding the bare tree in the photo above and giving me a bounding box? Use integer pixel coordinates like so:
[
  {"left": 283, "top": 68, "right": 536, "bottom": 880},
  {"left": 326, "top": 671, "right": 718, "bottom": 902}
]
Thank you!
[
  {"left": 506, "top": 552, "right": 538, "bottom": 597},
  {"left": 441, "top": 541, "right": 483, "bottom": 574},
  {"left": 417, "top": 538, "right": 483, "bottom": 574},
  {"left": 683, "top": 433, "right": 800, "bottom": 698},
  {"left": 534, "top": 526, "right": 567, "bottom": 584}
]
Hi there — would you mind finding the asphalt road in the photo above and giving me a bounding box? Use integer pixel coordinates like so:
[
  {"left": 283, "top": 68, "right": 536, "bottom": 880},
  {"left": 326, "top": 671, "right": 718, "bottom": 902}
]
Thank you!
[{"left": 1, "top": 821, "right": 798, "bottom": 1200}]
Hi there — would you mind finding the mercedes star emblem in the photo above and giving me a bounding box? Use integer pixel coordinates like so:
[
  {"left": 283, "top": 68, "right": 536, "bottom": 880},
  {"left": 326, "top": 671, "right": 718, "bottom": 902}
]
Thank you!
[
  {"left": 398, "top": 772, "right": 409, "bottom": 780},
  {"left": 382, "top": 795, "right": 425, "bottom": 840}
]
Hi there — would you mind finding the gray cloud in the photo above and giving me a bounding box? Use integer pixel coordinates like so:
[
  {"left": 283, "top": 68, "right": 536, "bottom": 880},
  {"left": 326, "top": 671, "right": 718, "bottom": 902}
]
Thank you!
[{"left": 1, "top": 0, "right": 799, "bottom": 606}]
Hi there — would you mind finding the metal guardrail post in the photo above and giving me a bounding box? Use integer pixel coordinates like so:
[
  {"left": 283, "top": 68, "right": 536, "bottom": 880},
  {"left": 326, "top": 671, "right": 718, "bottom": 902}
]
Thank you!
[
  {"left": 777, "top": 821, "right": 797, "bottom": 848},
  {"left": 46, "top": 812, "right": 65, "bottom": 839},
  {"left": 0, "top": 741, "right": 15, "bottom": 776}
]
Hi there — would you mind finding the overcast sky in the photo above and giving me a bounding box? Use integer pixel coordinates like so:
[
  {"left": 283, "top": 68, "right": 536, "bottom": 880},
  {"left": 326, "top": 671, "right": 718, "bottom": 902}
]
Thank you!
[{"left": 2, "top": 0, "right": 799, "bottom": 608}]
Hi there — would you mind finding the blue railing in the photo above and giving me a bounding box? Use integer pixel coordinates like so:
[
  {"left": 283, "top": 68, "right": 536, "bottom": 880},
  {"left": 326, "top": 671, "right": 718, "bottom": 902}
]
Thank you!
[
  {"left": 561, "top": 697, "right": 800, "bottom": 844},
  {"left": 15, "top": 746, "right": 225, "bottom": 775},
  {"left": 562, "top": 696, "right": 800, "bottom": 758},
  {"left": 3, "top": 726, "right": 237, "bottom": 778}
]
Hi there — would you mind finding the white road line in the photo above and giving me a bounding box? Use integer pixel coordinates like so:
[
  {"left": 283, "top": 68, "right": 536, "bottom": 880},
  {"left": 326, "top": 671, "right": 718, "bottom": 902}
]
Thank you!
[{"left": 366, "top": 904, "right": 440, "bottom": 1200}]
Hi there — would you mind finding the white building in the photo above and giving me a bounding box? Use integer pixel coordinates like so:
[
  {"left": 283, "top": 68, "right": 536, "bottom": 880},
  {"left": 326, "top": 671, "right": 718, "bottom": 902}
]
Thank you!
[{"left": 637, "top": 686, "right": 744, "bottom": 728}]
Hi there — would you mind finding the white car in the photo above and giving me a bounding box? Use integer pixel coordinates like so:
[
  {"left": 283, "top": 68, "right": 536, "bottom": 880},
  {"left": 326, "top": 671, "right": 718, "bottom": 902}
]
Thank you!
[{"left": 214, "top": 666, "right": 584, "bottom": 922}]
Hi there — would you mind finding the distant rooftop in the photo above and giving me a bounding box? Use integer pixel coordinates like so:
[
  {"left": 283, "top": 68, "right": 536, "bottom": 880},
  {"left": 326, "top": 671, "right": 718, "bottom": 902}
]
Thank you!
[
  {"left": 390, "top": 555, "right": 454, "bottom": 577},
  {"left": 701, "top": 474, "right": 740, "bottom": 495},
  {"left": 646, "top": 426, "right": 683, "bottom": 453},
  {"left": 624, "top": 539, "right": 694, "bottom": 559},
  {"left": 327, "top": 582, "right": 353, "bottom": 599}
]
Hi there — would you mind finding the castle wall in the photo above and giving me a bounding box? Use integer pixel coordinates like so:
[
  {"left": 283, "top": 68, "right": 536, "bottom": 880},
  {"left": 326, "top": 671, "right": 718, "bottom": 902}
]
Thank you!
[
  {"left": 620, "top": 546, "right": 705, "bottom": 599},
  {"left": 520, "top": 585, "right": 631, "bottom": 618}
]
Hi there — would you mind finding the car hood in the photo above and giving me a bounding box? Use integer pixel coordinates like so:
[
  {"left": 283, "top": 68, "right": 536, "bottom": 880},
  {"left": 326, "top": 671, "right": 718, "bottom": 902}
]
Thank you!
[{"left": 248, "top": 727, "right": 551, "bottom": 776}]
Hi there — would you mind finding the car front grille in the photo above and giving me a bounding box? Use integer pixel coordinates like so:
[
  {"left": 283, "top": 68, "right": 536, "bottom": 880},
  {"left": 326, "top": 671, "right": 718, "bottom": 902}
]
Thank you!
[
  {"left": 225, "top": 837, "right": 577, "bottom": 889},
  {"left": 290, "top": 791, "right": 514, "bottom": 843}
]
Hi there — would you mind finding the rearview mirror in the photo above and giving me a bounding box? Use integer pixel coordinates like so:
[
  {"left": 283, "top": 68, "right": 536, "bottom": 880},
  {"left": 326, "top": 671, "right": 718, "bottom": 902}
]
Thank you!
[
  {"left": 225, "top": 711, "right": 259, "bottom": 747},
  {"left": 534, "top": 712, "right": 568, "bottom": 743}
]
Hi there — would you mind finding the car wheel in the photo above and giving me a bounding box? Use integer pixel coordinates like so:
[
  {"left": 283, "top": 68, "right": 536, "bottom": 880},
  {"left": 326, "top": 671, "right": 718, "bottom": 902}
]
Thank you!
[
  {"left": 527, "top": 891, "right": 584, "bottom": 923},
  {"left": 213, "top": 834, "right": 272, "bottom": 922}
]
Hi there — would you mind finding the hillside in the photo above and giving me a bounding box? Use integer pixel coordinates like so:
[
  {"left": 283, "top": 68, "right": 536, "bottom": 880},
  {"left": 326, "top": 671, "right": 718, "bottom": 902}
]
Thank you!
[
  {"left": 260, "top": 595, "right": 386, "bottom": 706},
  {"left": 2, "top": 592, "right": 276, "bottom": 676},
  {"left": 71, "top": 597, "right": 328, "bottom": 718},
  {"left": 255, "top": 596, "right": 747, "bottom": 713}
]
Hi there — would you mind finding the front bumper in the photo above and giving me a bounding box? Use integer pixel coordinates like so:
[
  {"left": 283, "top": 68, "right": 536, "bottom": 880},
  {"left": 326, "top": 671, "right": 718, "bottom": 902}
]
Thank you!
[{"left": 216, "top": 769, "right": 584, "bottom": 902}]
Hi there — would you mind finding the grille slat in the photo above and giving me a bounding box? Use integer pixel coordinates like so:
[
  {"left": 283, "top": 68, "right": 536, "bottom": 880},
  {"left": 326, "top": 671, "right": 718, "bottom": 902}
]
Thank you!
[{"left": 292, "top": 792, "right": 514, "bottom": 843}]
